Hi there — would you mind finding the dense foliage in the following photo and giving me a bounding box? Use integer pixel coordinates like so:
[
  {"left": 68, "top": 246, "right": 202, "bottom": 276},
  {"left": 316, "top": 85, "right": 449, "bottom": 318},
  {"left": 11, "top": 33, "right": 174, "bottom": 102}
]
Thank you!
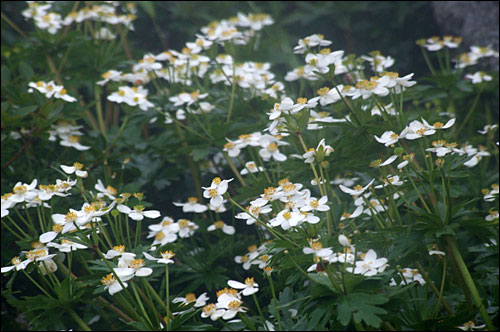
[{"left": 1, "top": 2, "right": 498, "bottom": 331}]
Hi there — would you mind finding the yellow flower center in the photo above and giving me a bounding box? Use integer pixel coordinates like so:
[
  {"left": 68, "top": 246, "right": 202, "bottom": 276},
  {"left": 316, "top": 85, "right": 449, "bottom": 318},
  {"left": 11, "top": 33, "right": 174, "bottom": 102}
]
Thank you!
[
  {"left": 245, "top": 277, "right": 255, "bottom": 287},
  {"left": 185, "top": 293, "right": 196, "bottom": 302},
  {"left": 161, "top": 250, "right": 175, "bottom": 259},
  {"left": 155, "top": 232, "right": 165, "bottom": 241},
  {"left": 178, "top": 219, "right": 190, "bottom": 228},
  {"left": 113, "top": 245, "right": 126, "bottom": 253},
  {"left": 101, "top": 273, "right": 116, "bottom": 285},
  {"left": 208, "top": 189, "right": 218, "bottom": 198},
  {"left": 259, "top": 255, "right": 269, "bottom": 262},
  {"left": 224, "top": 142, "right": 235, "bottom": 149},
  {"left": 133, "top": 205, "right": 145, "bottom": 212},
  {"left": 202, "top": 303, "right": 216, "bottom": 315},
  {"left": 11, "top": 256, "right": 21, "bottom": 265},
  {"left": 311, "top": 242, "right": 323, "bottom": 251},
  {"left": 106, "top": 185, "right": 117, "bottom": 196},
  {"left": 65, "top": 211, "right": 78, "bottom": 222},
  {"left": 130, "top": 259, "right": 145, "bottom": 269},
  {"left": 317, "top": 87, "right": 330, "bottom": 96},
  {"left": 214, "top": 221, "right": 225, "bottom": 229},
  {"left": 432, "top": 122, "right": 444, "bottom": 129},
  {"left": 310, "top": 200, "right": 319, "bottom": 208},
  {"left": 267, "top": 143, "right": 278, "bottom": 152},
  {"left": 13, "top": 185, "right": 27, "bottom": 194},
  {"left": 248, "top": 245, "right": 257, "bottom": 252},
  {"left": 212, "top": 177, "right": 222, "bottom": 185},
  {"left": 354, "top": 185, "right": 363, "bottom": 191},
  {"left": 228, "top": 300, "right": 241, "bottom": 311},
  {"left": 52, "top": 224, "right": 64, "bottom": 233},
  {"left": 240, "top": 255, "right": 249, "bottom": 262},
  {"left": 283, "top": 211, "right": 291, "bottom": 220},
  {"left": 282, "top": 184, "right": 296, "bottom": 193}
]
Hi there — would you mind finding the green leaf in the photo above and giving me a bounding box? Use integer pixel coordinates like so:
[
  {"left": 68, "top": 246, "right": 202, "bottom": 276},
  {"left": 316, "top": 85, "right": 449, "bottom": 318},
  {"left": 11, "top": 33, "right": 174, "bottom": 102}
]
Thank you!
[
  {"left": 138, "top": 1, "right": 156, "bottom": 18},
  {"left": 191, "top": 148, "right": 208, "bottom": 162},
  {"left": 1, "top": 65, "right": 11, "bottom": 86},
  {"left": 308, "top": 273, "right": 341, "bottom": 294},
  {"left": 19, "top": 61, "right": 34, "bottom": 80},
  {"left": 337, "top": 292, "right": 388, "bottom": 328},
  {"left": 15, "top": 105, "right": 38, "bottom": 117}
]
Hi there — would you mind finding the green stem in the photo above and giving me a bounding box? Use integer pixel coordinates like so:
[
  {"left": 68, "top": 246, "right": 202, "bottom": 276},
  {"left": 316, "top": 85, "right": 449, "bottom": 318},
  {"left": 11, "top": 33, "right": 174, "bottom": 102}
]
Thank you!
[
  {"left": 444, "top": 236, "right": 493, "bottom": 330},
  {"left": 456, "top": 88, "right": 482, "bottom": 136},
  {"left": 252, "top": 293, "right": 269, "bottom": 331},
  {"left": 267, "top": 274, "right": 282, "bottom": 331},
  {"left": 67, "top": 308, "right": 92, "bottom": 331},
  {"left": 22, "top": 270, "right": 53, "bottom": 298},
  {"left": 94, "top": 85, "right": 108, "bottom": 141},
  {"left": 226, "top": 55, "right": 237, "bottom": 123}
]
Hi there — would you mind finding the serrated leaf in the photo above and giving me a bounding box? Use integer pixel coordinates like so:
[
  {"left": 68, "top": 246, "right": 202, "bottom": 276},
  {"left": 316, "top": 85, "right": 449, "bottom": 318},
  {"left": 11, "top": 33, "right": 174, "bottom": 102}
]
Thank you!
[{"left": 337, "top": 292, "right": 388, "bottom": 328}]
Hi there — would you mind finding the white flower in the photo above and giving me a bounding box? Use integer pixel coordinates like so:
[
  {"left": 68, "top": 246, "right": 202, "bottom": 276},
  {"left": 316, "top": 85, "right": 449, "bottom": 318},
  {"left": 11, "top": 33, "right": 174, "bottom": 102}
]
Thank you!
[
  {"left": 60, "top": 162, "right": 88, "bottom": 178},
  {"left": 346, "top": 249, "right": 388, "bottom": 276},
  {"left": 173, "top": 197, "right": 207, "bottom": 213},
  {"left": 240, "top": 161, "right": 264, "bottom": 175},
  {"left": 270, "top": 209, "right": 305, "bottom": 230},
  {"left": 227, "top": 277, "right": 259, "bottom": 296},
  {"left": 235, "top": 204, "right": 272, "bottom": 225},
  {"left": 340, "top": 205, "right": 364, "bottom": 221},
  {"left": 477, "top": 124, "right": 498, "bottom": 135},
  {"left": 400, "top": 120, "right": 436, "bottom": 140},
  {"left": 223, "top": 139, "right": 241, "bottom": 157},
  {"left": 104, "top": 245, "right": 136, "bottom": 260},
  {"left": 338, "top": 235, "right": 351, "bottom": 247},
  {"left": 339, "top": 179, "right": 375, "bottom": 196},
  {"left": 176, "top": 219, "right": 198, "bottom": 238},
  {"left": 465, "top": 71, "right": 492, "bottom": 84},
  {"left": 237, "top": 13, "right": 274, "bottom": 31},
  {"left": 47, "top": 239, "right": 88, "bottom": 252},
  {"left": 8, "top": 180, "right": 38, "bottom": 203},
  {"left": 293, "top": 34, "right": 332, "bottom": 54},
  {"left": 303, "top": 241, "right": 333, "bottom": 258},
  {"left": 117, "top": 204, "right": 160, "bottom": 221},
  {"left": 143, "top": 250, "right": 176, "bottom": 265},
  {"left": 216, "top": 295, "right": 246, "bottom": 320},
  {"left": 202, "top": 177, "right": 233, "bottom": 207},
  {"left": 374, "top": 131, "right": 400, "bottom": 147},
  {"left": 173, "top": 292, "right": 210, "bottom": 307},
  {"left": 201, "top": 303, "right": 225, "bottom": 321},
  {"left": 258, "top": 135, "right": 287, "bottom": 162},
  {"left": 101, "top": 269, "right": 135, "bottom": 295},
  {"left": 207, "top": 221, "right": 235, "bottom": 235},
  {"left": 60, "top": 135, "right": 90, "bottom": 151},
  {"left": 362, "top": 52, "right": 394, "bottom": 73},
  {"left": 1, "top": 256, "right": 31, "bottom": 273},
  {"left": 95, "top": 180, "right": 117, "bottom": 200},
  {"left": 300, "top": 196, "right": 330, "bottom": 212},
  {"left": 97, "top": 70, "right": 123, "bottom": 86}
]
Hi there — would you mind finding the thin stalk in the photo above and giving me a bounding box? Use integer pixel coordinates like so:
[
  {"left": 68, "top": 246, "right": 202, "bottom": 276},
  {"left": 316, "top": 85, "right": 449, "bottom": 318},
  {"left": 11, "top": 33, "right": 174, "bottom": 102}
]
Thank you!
[
  {"left": 456, "top": 88, "right": 482, "bottom": 136},
  {"left": 420, "top": 48, "right": 437, "bottom": 75},
  {"left": 252, "top": 293, "right": 269, "bottom": 331},
  {"left": 94, "top": 86, "right": 108, "bottom": 141},
  {"left": 22, "top": 270, "right": 53, "bottom": 298},
  {"left": 223, "top": 152, "right": 247, "bottom": 187},
  {"left": 267, "top": 274, "right": 282, "bottom": 331},
  {"left": 444, "top": 236, "right": 494, "bottom": 330},
  {"left": 131, "top": 282, "right": 154, "bottom": 329},
  {"left": 433, "top": 259, "right": 447, "bottom": 318},
  {"left": 226, "top": 53, "right": 237, "bottom": 123},
  {"left": 165, "top": 264, "right": 171, "bottom": 330},
  {"left": 67, "top": 308, "right": 92, "bottom": 331}
]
